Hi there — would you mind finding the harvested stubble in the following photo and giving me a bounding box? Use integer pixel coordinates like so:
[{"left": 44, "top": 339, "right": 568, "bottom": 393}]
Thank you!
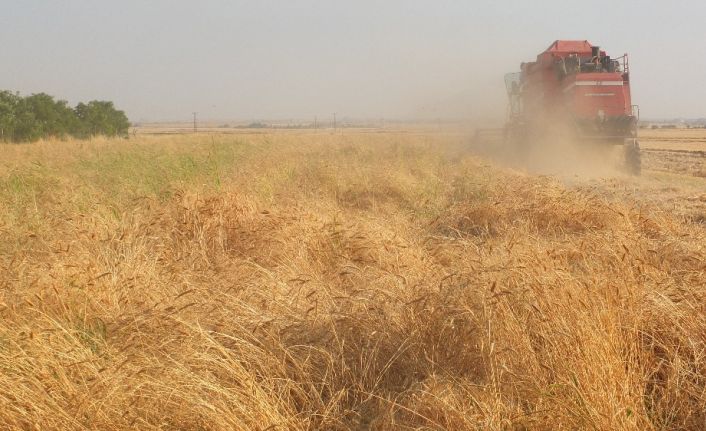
[{"left": 1, "top": 132, "right": 705, "bottom": 430}]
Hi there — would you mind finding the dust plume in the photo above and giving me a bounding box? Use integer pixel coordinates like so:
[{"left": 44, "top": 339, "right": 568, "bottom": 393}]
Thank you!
[{"left": 470, "top": 119, "right": 629, "bottom": 180}]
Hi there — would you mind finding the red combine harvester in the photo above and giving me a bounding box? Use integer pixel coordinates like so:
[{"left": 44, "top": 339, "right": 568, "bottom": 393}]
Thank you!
[{"left": 503, "top": 40, "right": 641, "bottom": 174}]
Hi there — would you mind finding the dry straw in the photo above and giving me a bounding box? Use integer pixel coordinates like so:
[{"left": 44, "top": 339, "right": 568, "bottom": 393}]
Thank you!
[{"left": 0, "top": 132, "right": 705, "bottom": 430}]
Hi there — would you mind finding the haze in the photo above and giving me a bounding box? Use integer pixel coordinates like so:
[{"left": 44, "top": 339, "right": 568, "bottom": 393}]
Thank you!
[{"left": 2, "top": 0, "right": 704, "bottom": 122}]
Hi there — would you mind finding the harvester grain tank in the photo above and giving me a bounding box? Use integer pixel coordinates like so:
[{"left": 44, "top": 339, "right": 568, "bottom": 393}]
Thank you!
[{"left": 503, "top": 40, "right": 641, "bottom": 174}]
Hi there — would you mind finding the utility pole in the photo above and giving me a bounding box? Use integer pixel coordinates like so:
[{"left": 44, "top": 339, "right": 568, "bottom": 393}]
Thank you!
[
  {"left": 333, "top": 112, "right": 337, "bottom": 130},
  {"left": 314, "top": 116, "right": 317, "bottom": 130},
  {"left": 193, "top": 112, "right": 197, "bottom": 133}
]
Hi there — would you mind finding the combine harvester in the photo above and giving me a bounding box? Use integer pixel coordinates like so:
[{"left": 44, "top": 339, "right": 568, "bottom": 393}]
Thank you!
[{"left": 477, "top": 40, "right": 641, "bottom": 175}]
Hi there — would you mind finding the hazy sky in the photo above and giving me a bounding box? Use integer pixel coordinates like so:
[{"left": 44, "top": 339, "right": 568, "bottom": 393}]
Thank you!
[{"left": 2, "top": 1, "right": 704, "bottom": 122}]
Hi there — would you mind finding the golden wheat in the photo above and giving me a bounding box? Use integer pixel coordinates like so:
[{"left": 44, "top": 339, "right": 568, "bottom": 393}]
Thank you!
[{"left": 0, "top": 131, "right": 705, "bottom": 430}]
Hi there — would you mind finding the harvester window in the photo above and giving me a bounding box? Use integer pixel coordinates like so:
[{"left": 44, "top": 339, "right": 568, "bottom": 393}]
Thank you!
[
  {"left": 580, "top": 57, "right": 603, "bottom": 73},
  {"left": 565, "top": 55, "right": 580, "bottom": 75},
  {"left": 554, "top": 58, "right": 567, "bottom": 80}
]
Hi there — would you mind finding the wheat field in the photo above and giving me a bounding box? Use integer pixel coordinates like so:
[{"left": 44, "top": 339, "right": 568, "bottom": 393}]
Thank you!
[{"left": 1, "top": 131, "right": 705, "bottom": 430}]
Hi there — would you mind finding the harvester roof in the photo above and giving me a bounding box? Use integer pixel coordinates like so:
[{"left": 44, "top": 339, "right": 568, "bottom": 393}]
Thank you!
[
  {"left": 544, "top": 40, "right": 593, "bottom": 55},
  {"left": 527, "top": 40, "right": 602, "bottom": 70}
]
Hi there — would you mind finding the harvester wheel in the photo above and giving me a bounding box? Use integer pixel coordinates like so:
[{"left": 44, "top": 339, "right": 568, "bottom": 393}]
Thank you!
[{"left": 624, "top": 140, "right": 641, "bottom": 176}]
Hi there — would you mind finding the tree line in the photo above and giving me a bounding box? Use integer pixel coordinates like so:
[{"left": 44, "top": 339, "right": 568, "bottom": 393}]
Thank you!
[{"left": 0, "top": 90, "right": 130, "bottom": 142}]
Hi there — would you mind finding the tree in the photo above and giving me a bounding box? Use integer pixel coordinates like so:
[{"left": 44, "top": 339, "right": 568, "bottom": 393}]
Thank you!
[
  {"left": 75, "top": 100, "right": 130, "bottom": 138},
  {"left": 0, "top": 91, "right": 21, "bottom": 141},
  {"left": 18, "top": 93, "right": 78, "bottom": 139},
  {"left": 12, "top": 110, "right": 43, "bottom": 142}
]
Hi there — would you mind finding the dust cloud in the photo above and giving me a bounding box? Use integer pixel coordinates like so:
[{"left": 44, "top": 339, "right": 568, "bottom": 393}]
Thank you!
[{"left": 469, "top": 125, "right": 628, "bottom": 180}]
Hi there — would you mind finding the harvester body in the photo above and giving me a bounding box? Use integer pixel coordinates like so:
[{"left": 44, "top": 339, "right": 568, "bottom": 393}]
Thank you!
[{"left": 505, "top": 40, "right": 640, "bottom": 173}]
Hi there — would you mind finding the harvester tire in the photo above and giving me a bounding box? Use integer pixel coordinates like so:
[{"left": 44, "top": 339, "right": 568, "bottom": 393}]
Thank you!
[{"left": 624, "top": 141, "right": 641, "bottom": 176}]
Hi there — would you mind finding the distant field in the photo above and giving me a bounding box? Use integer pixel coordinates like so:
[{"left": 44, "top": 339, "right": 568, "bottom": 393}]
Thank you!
[
  {"left": 636, "top": 128, "right": 706, "bottom": 178},
  {"left": 1, "top": 131, "right": 705, "bottom": 430},
  {"left": 132, "top": 122, "right": 451, "bottom": 136},
  {"left": 639, "top": 127, "right": 706, "bottom": 151}
]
